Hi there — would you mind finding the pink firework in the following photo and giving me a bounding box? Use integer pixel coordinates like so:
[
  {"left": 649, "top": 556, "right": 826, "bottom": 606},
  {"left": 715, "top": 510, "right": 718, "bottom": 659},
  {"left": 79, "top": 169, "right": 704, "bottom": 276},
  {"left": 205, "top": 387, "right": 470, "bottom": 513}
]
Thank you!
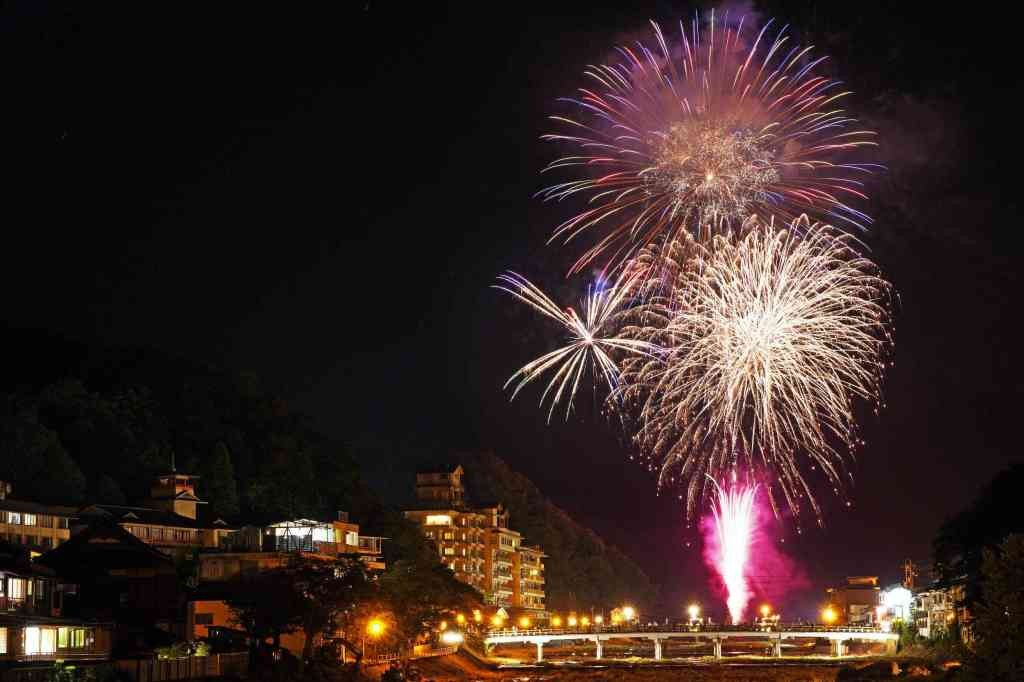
[
  {"left": 706, "top": 481, "right": 758, "bottom": 624},
  {"left": 541, "top": 10, "right": 878, "bottom": 273}
]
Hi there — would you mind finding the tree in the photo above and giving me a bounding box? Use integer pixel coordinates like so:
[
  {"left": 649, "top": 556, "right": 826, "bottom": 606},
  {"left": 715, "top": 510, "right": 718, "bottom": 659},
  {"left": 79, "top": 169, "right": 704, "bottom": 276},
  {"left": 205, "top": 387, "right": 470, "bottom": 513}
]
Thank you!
[
  {"left": 225, "top": 556, "right": 377, "bottom": 674},
  {"left": 203, "top": 442, "right": 239, "bottom": 518},
  {"left": 379, "top": 555, "right": 481, "bottom": 658},
  {"left": 0, "top": 413, "right": 86, "bottom": 504},
  {"left": 284, "top": 556, "right": 375, "bottom": 664},
  {"left": 94, "top": 474, "right": 126, "bottom": 505},
  {"left": 224, "top": 570, "right": 304, "bottom": 655},
  {"left": 934, "top": 463, "right": 1024, "bottom": 607},
  {"left": 963, "top": 534, "right": 1024, "bottom": 681}
]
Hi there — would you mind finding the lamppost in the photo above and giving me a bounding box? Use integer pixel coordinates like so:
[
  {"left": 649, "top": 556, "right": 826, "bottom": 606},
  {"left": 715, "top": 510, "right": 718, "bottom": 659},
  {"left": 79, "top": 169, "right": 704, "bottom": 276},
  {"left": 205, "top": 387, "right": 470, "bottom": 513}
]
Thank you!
[{"left": 364, "top": 617, "right": 385, "bottom": 661}]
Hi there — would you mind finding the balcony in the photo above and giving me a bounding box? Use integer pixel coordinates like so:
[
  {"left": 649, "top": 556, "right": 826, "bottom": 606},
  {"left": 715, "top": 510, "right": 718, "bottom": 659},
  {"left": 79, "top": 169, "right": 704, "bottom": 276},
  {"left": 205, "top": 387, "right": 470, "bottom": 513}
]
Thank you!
[{"left": 358, "top": 536, "right": 384, "bottom": 555}]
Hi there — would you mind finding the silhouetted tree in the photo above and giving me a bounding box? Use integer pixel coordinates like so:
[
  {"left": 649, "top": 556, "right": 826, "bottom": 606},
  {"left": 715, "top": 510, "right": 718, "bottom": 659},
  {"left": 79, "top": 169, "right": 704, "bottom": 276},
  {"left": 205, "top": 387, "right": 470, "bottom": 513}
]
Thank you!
[
  {"left": 963, "top": 534, "right": 1024, "bottom": 681},
  {"left": 93, "top": 474, "right": 126, "bottom": 505},
  {"left": 934, "top": 463, "right": 1024, "bottom": 607},
  {"left": 203, "top": 442, "right": 239, "bottom": 518}
]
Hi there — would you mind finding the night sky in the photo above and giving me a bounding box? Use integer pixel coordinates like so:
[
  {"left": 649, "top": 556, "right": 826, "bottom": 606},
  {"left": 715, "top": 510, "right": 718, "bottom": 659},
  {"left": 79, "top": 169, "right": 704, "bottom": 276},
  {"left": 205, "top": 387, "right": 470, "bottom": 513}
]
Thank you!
[{"left": 2, "top": 2, "right": 1020, "bottom": 619}]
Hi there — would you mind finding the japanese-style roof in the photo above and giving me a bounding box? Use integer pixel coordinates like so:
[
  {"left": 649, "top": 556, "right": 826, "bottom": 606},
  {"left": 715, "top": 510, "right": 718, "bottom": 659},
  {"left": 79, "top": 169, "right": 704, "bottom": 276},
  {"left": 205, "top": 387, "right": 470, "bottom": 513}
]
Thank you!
[
  {"left": 35, "top": 521, "right": 175, "bottom": 577},
  {"left": 77, "top": 504, "right": 230, "bottom": 530},
  {"left": 0, "top": 498, "right": 78, "bottom": 517}
]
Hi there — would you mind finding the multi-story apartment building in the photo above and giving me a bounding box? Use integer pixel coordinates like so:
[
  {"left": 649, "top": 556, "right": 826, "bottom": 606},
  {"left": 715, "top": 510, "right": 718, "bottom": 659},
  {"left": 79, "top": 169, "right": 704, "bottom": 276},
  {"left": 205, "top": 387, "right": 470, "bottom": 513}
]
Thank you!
[
  {"left": 404, "top": 465, "right": 546, "bottom": 613},
  {"left": 0, "top": 482, "right": 76, "bottom": 554},
  {"left": 517, "top": 545, "right": 546, "bottom": 611}
]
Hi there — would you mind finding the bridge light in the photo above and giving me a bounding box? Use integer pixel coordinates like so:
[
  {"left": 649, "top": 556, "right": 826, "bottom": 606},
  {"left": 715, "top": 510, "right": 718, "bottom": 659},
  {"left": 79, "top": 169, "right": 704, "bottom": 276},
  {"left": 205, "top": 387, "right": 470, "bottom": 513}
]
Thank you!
[
  {"left": 594, "top": 615, "right": 604, "bottom": 624},
  {"left": 519, "top": 616, "right": 531, "bottom": 628},
  {"left": 621, "top": 606, "right": 636, "bottom": 621},
  {"left": 440, "top": 630, "right": 464, "bottom": 645},
  {"left": 687, "top": 604, "right": 700, "bottom": 621},
  {"left": 490, "top": 615, "right": 504, "bottom": 628},
  {"left": 551, "top": 616, "right": 562, "bottom": 627},
  {"left": 822, "top": 606, "right": 838, "bottom": 625},
  {"left": 580, "top": 616, "right": 590, "bottom": 627},
  {"left": 760, "top": 604, "right": 771, "bottom": 618},
  {"left": 567, "top": 615, "right": 578, "bottom": 627}
]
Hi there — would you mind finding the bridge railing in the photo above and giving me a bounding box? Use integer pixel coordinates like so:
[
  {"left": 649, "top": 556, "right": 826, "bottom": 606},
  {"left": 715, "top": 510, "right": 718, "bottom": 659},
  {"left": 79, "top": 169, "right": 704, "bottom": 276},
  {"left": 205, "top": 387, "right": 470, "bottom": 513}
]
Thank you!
[{"left": 486, "top": 623, "right": 884, "bottom": 638}]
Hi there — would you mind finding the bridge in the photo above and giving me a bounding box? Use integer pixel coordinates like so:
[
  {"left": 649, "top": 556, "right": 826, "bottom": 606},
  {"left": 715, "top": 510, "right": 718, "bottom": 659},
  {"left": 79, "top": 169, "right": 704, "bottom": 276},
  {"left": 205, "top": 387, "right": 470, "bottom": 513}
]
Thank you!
[{"left": 483, "top": 624, "right": 898, "bottom": 662}]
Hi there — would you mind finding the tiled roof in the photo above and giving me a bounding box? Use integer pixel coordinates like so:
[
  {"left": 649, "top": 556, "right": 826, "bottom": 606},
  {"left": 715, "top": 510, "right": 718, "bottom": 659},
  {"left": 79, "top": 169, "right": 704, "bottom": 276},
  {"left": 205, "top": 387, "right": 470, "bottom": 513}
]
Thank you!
[
  {"left": 79, "top": 504, "right": 230, "bottom": 530},
  {"left": 0, "top": 498, "right": 78, "bottom": 517}
]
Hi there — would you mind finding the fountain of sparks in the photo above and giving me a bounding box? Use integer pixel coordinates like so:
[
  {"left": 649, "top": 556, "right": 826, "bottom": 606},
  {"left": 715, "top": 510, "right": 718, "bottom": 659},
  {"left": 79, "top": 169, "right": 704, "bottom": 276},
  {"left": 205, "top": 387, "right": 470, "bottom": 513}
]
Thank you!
[{"left": 706, "top": 480, "right": 758, "bottom": 624}]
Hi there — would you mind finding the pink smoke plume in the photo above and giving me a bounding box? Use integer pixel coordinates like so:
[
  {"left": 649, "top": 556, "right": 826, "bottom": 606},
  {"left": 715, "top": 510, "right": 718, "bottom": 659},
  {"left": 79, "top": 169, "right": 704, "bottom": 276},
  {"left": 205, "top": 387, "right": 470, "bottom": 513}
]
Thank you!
[{"left": 701, "top": 481, "right": 809, "bottom": 624}]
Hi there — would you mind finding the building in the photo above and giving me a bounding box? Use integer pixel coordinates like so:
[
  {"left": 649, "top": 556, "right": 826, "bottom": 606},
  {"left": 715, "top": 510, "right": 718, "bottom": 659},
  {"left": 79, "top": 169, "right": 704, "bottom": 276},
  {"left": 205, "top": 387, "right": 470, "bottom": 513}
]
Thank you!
[
  {"left": 404, "top": 465, "right": 546, "bottom": 613},
  {"left": 516, "top": 545, "right": 546, "bottom": 611},
  {"left": 0, "top": 481, "right": 76, "bottom": 554},
  {"left": 197, "top": 515, "right": 385, "bottom": 583},
  {"left": 76, "top": 470, "right": 235, "bottom": 557},
  {"left": 1, "top": 541, "right": 113, "bottom": 678},
  {"left": 36, "top": 521, "right": 184, "bottom": 649},
  {"left": 915, "top": 579, "right": 970, "bottom": 640},
  {"left": 188, "top": 514, "right": 385, "bottom": 654},
  {"left": 825, "top": 576, "right": 880, "bottom": 625}
]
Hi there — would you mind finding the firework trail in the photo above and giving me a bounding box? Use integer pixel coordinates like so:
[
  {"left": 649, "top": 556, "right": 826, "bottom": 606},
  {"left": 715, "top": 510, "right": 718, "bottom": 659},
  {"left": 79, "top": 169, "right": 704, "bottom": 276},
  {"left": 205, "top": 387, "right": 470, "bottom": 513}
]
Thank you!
[
  {"left": 616, "top": 216, "right": 893, "bottom": 521},
  {"left": 540, "top": 11, "right": 878, "bottom": 274},
  {"left": 494, "top": 271, "right": 658, "bottom": 422},
  {"left": 706, "top": 478, "right": 758, "bottom": 624}
]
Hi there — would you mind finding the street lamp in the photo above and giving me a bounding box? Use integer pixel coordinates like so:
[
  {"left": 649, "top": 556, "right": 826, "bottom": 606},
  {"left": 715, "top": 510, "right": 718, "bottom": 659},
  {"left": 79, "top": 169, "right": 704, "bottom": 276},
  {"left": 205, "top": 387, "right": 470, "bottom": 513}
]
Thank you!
[
  {"left": 580, "top": 616, "right": 590, "bottom": 628},
  {"left": 822, "top": 606, "right": 838, "bottom": 625},
  {"left": 621, "top": 605, "right": 636, "bottom": 622},
  {"left": 551, "top": 615, "right": 562, "bottom": 628},
  {"left": 490, "top": 615, "right": 504, "bottom": 628},
  {"left": 366, "top": 619, "right": 385, "bottom": 637},
  {"left": 687, "top": 604, "right": 701, "bottom": 621},
  {"left": 519, "top": 616, "right": 531, "bottom": 629},
  {"left": 364, "top": 617, "right": 385, "bottom": 660},
  {"left": 567, "top": 615, "right": 578, "bottom": 628},
  {"left": 456, "top": 613, "right": 466, "bottom": 626},
  {"left": 760, "top": 604, "right": 771, "bottom": 618}
]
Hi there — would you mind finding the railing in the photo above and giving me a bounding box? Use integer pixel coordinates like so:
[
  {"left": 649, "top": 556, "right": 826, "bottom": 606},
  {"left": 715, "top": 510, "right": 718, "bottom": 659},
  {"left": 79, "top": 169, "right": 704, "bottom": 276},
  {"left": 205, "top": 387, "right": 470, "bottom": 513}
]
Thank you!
[
  {"left": 358, "top": 536, "right": 384, "bottom": 554},
  {"left": 487, "top": 623, "right": 889, "bottom": 638}
]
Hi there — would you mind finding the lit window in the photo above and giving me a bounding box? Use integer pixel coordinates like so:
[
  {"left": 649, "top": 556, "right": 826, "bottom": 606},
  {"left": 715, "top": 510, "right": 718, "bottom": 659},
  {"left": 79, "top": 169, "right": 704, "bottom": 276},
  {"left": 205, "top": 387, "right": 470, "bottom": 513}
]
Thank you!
[
  {"left": 24, "top": 627, "right": 57, "bottom": 655},
  {"left": 443, "top": 547, "right": 455, "bottom": 556},
  {"left": 23, "top": 514, "right": 37, "bottom": 526},
  {"left": 9, "top": 513, "right": 21, "bottom": 525},
  {"left": 425, "top": 515, "right": 452, "bottom": 526},
  {"left": 8, "top": 578, "right": 26, "bottom": 600}
]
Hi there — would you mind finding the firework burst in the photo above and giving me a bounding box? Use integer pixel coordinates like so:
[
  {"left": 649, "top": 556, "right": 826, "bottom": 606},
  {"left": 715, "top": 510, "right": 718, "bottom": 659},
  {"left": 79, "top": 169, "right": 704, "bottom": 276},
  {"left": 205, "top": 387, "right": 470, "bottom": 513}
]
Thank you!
[
  {"left": 495, "top": 271, "right": 658, "bottom": 422},
  {"left": 618, "top": 215, "right": 893, "bottom": 521},
  {"left": 541, "top": 11, "right": 878, "bottom": 273}
]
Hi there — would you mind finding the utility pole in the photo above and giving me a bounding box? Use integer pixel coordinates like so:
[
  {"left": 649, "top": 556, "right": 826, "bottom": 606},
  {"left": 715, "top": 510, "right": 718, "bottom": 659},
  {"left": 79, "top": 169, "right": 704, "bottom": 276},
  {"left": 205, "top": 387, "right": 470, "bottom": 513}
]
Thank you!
[{"left": 903, "top": 559, "right": 918, "bottom": 590}]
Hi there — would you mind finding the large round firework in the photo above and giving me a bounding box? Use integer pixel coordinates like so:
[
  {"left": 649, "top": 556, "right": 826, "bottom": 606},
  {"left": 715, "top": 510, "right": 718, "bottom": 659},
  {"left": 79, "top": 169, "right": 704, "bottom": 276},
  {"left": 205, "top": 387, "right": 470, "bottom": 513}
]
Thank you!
[
  {"left": 615, "top": 215, "right": 893, "bottom": 522},
  {"left": 541, "top": 12, "right": 878, "bottom": 274}
]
